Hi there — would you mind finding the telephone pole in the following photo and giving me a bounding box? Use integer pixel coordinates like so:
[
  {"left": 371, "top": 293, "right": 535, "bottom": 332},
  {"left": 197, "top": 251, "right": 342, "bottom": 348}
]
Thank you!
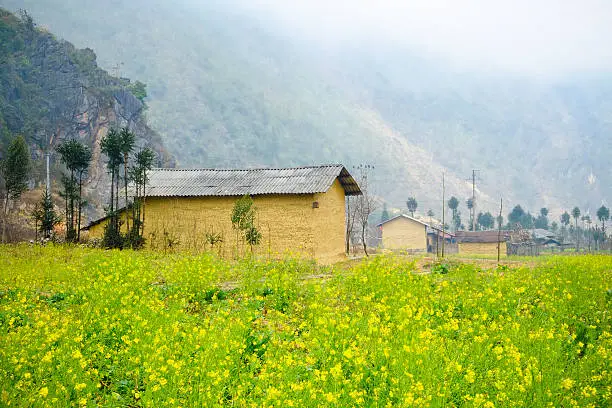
[
  {"left": 466, "top": 170, "right": 480, "bottom": 231},
  {"left": 441, "top": 172, "right": 445, "bottom": 258}
]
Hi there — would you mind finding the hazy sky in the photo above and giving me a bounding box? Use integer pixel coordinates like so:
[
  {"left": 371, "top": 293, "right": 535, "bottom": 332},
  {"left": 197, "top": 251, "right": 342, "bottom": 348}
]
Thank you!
[{"left": 229, "top": 0, "right": 612, "bottom": 78}]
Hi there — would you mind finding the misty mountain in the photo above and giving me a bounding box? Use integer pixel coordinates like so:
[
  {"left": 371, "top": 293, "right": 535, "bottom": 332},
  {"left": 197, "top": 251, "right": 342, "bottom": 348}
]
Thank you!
[
  {"left": 0, "top": 7, "right": 172, "bottom": 218},
  {"left": 2, "top": 0, "right": 610, "bottom": 216}
]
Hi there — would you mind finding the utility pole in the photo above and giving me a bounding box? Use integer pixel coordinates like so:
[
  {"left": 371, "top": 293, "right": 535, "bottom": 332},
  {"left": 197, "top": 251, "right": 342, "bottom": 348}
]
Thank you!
[
  {"left": 466, "top": 170, "right": 480, "bottom": 231},
  {"left": 441, "top": 172, "right": 445, "bottom": 258},
  {"left": 46, "top": 152, "right": 50, "bottom": 192}
]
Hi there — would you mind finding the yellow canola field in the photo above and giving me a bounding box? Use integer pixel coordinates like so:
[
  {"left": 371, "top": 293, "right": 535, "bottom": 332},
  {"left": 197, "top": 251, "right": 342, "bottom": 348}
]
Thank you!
[{"left": 1, "top": 245, "right": 611, "bottom": 407}]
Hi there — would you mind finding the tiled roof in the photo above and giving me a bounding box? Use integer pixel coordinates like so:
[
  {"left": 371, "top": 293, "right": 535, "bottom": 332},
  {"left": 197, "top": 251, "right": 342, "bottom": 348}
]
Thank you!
[
  {"left": 145, "top": 164, "right": 362, "bottom": 197},
  {"left": 455, "top": 230, "right": 509, "bottom": 243},
  {"left": 377, "top": 214, "right": 429, "bottom": 228}
]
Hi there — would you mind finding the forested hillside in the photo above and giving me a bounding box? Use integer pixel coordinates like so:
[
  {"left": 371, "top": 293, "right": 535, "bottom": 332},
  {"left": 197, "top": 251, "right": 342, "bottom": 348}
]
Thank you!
[
  {"left": 2, "top": 0, "right": 611, "bottom": 215},
  {"left": 0, "top": 8, "right": 172, "bottom": 217}
]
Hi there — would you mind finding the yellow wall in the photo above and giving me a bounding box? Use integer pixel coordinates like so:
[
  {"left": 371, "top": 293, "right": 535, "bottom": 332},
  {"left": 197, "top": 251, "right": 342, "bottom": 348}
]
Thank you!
[
  {"left": 84, "top": 211, "right": 128, "bottom": 239},
  {"left": 458, "top": 242, "right": 507, "bottom": 257},
  {"left": 381, "top": 217, "right": 427, "bottom": 252},
  {"left": 86, "top": 179, "right": 347, "bottom": 264}
]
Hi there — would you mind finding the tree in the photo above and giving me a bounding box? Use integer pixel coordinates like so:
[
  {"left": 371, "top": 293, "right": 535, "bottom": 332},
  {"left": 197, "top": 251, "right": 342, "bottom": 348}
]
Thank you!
[
  {"left": 32, "top": 188, "right": 60, "bottom": 240},
  {"left": 508, "top": 205, "right": 525, "bottom": 227},
  {"left": 406, "top": 197, "right": 418, "bottom": 217},
  {"left": 0, "top": 135, "right": 30, "bottom": 243},
  {"left": 355, "top": 165, "right": 376, "bottom": 256},
  {"left": 100, "top": 128, "right": 124, "bottom": 248},
  {"left": 572, "top": 207, "right": 581, "bottom": 228},
  {"left": 560, "top": 211, "right": 570, "bottom": 227},
  {"left": 596, "top": 205, "right": 609, "bottom": 237},
  {"left": 496, "top": 214, "right": 504, "bottom": 230},
  {"left": 380, "top": 203, "right": 390, "bottom": 223},
  {"left": 534, "top": 207, "right": 549, "bottom": 230},
  {"left": 128, "top": 148, "right": 156, "bottom": 247},
  {"left": 231, "top": 194, "right": 260, "bottom": 254},
  {"left": 551, "top": 221, "right": 558, "bottom": 233},
  {"left": 572, "top": 207, "right": 581, "bottom": 250},
  {"left": 477, "top": 211, "right": 495, "bottom": 230},
  {"left": 447, "top": 196, "right": 459, "bottom": 232},
  {"left": 119, "top": 127, "right": 136, "bottom": 234},
  {"left": 56, "top": 139, "right": 91, "bottom": 242},
  {"left": 128, "top": 81, "right": 147, "bottom": 103},
  {"left": 466, "top": 198, "right": 474, "bottom": 230}
]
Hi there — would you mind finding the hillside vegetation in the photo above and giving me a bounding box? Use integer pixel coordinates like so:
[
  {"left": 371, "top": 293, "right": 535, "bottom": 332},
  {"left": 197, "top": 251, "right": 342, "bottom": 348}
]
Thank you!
[
  {"left": 0, "top": 8, "right": 172, "bottom": 218},
  {"left": 1, "top": 246, "right": 611, "bottom": 406},
  {"left": 2, "top": 0, "right": 612, "bottom": 213}
]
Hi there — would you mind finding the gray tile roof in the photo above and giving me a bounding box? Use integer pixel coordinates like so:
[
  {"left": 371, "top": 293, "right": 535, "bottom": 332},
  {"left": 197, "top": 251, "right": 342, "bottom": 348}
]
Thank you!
[
  {"left": 455, "top": 230, "right": 510, "bottom": 243},
  {"left": 145, "top": 164, "right": 362, "bottom": 197}
]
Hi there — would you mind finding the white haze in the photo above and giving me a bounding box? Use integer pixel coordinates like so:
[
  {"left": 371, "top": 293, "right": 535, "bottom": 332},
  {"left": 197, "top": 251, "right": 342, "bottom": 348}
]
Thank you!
[{"left": 221, "top": 0, "right": 612, "bottom": 79}]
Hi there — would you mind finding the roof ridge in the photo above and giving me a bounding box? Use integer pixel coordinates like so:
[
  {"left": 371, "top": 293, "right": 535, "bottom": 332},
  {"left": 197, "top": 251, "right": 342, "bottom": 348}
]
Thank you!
[{"left": 150, "top": 164, "right": 344, "bottom": 172}]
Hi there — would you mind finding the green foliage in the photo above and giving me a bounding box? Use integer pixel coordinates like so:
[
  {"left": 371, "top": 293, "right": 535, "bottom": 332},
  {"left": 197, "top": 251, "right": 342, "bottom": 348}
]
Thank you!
[
  {"left": 128, "top": 81, "right": 147, "bottom": 103},
  {"left": 0, "top": 135, "right": 30, "bottom": 201},
  {"left": 476, "top": 211, "right": 495, "bottom": 230},
  {"left": 101, "top": 212, "right": 124, "bottom": 249},
  {"left": 572, "top": 207, "right": 581, "bottom": 224},
  {"left": 56, "top": 139, "right": 91, "bottom": 242},
  {"left": 596, "top": 205, "right": 609, "bottom": 234},
  {"left": 31, "top": 188, "right": 60, "bottom": 239},
  {"left": 231, "top": 195, "right": 261, "bottom": 252},
  {"left": 129, "top": 147, "right": 156, "bottom": 248},
  {"left": 231, "top": 195, "right": 255, "bottom": 231},
  {"left": 561, "top": 211, "right": 571, "bottom": 226},
  {"left": 507, "top": 205, "right": 536, "bottom": 229},
  {"left": 406, "top": 197, "right": 417, "bottom": 216},
  {"left": 1, "top": 247, "right": 611, "bottom": 406}
]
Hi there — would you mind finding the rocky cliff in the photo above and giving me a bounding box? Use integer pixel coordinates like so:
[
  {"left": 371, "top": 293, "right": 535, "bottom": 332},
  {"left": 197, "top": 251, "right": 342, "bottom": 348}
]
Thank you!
[{"left": 0, "top": 9, "right": 173, "bottom": 221}]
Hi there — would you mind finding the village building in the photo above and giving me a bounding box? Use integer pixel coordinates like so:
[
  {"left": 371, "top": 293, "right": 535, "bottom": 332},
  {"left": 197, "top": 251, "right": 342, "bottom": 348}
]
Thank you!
[
  {"left": 427, "top": 227, "right": 456, "bottom": 255},
  {"left": 455, "top": 230, "right": 509, "bottom": 257},
  {"left": 377, "top": 214, "right": 429, "bottom": 253},
  {"left": 83, "top": 165, "right": 361, "bottom": 264}
]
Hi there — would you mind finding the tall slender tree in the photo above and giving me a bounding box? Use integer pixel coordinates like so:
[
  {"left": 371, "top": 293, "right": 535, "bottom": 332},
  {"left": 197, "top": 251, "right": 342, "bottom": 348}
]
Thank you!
[
  {"left": 572, "top": 207, "right": 581, "bottom": 250},
  {"left": 56, "top": 139, "right": 91, "bottom": 242},
  {"left": 0, "top": 135, "right": 30, "bottom": 243},
  {"left": 100, "top": 128, "right": 124, "bottom": 248},
  {"left": 466, "top": 198, "right": 474, "bottom": 230},
  {"left": 119, "top": 127, "right": 136, "bottom": 234},
  {"left": 406, "top": 197, "right": 418, "bottom": 217},
  {"left": 596, "top": 205, "right": 609, "bottom": 238},
  {"left": 32, "top": 188, "right": 60, "bottom": 240},
  {"left": 128, "top": 148, "right": 155, "bottom": 246},
  {"left": 448, "top": 196, "right": 459, "bottom": 231}
]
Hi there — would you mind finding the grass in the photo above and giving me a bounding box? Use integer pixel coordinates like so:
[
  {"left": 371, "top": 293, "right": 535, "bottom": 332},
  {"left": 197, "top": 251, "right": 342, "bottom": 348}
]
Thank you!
[{"left": 1, "top": 245, "right": 611, "bottom": 407}]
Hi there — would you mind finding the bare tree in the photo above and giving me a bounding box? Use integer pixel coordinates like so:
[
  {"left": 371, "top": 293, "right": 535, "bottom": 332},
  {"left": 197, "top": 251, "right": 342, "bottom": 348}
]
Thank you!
[
  {"left": 354, "top": 165, "right": 377, "bottom": 256},
  {"left": 345, "top": 196, "right": 359, "bottom": 254}
]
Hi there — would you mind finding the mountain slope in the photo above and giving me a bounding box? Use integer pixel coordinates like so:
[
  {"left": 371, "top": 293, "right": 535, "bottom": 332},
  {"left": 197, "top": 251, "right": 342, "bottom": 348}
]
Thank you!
[
  {"left": 3, "top": 0, "right": 610, "bottom": 216},
  {"left": 0, "top": 8, "right": 173, "bottom": 218}
]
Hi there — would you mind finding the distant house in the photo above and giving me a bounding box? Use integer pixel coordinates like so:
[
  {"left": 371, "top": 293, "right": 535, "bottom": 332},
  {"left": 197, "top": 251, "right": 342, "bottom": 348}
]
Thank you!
[
  {"left": 377, "top": 214, "right": 429, "bottom": 253},
  {"left": 455, "top": 231, "right": 510, "bottom": 257},
  {"left": 83, "top": 165, "right": 361, "bottom": 264},
  {"left": 427, "top": 227, "right": 456, "bottom": 254},
  {"left": 532, "top": 229, "right": 560, "bottom": 246}
]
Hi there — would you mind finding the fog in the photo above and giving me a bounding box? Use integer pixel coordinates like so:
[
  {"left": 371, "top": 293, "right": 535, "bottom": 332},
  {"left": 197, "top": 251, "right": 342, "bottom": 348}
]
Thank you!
[{"left": 220, "top": 0, "right": 612, "bottom": 79}]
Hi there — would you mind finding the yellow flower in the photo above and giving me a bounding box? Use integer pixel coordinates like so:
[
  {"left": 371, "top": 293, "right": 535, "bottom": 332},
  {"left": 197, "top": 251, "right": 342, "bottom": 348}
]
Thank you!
[
  {"left": 561, "top": 378, "right": 575, "bottom": 390},
  {"left": 39, "top": 387, "right": 49, "bottom": 398},
  {"left": 75, "top": 383, "right": 87, "bottom": 392},
  {"left": 464, "top": 369, "right": 476, "bottom": 384}
]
